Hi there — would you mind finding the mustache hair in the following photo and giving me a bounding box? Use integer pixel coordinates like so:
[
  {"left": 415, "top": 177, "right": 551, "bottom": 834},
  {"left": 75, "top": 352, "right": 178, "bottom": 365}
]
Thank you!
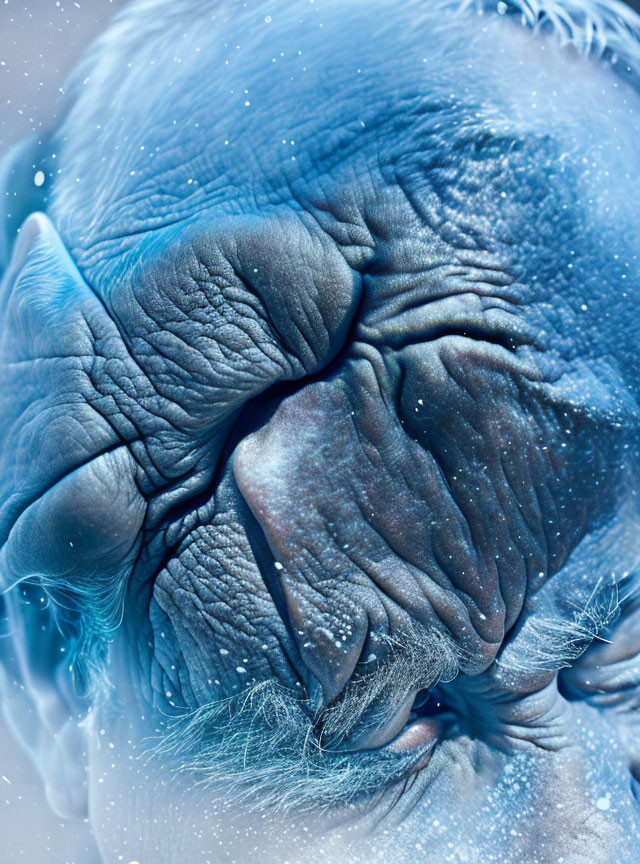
[{"left": 148, "top": 622, "right": 460, "bottom": 813}]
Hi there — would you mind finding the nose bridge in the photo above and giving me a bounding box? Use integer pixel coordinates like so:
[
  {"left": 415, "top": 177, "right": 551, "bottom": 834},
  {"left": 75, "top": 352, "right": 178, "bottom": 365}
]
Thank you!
[
  {"left": 232, "top": 360, "right": 507, "bottom": 704},
  {"left": 232, "top": 378, "right": 371, "bottom": 703}
]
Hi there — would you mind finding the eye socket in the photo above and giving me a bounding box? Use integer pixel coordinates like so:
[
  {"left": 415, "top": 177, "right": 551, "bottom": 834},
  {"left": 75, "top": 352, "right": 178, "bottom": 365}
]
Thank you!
[
  {"left": 410, "top": 687, "right": 446, "bottom": 718},
  {"left": 384, "top": 687, "right": 453, "bottom": 753},
  {"left": 325, "top": 686, "right": 452, "bottom": 754},
  {"left": 558, "top": 600, "right": 640, "bottom": 706}
]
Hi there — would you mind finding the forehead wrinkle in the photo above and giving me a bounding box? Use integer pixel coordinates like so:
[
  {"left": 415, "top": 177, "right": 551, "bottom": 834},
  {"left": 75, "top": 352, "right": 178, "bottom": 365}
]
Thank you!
[
  {"left": 50, "top": 0, "right": 640, "bottom": 271},
  {"left": 37, "top": 3, "right": 500, "bottom": 246}
]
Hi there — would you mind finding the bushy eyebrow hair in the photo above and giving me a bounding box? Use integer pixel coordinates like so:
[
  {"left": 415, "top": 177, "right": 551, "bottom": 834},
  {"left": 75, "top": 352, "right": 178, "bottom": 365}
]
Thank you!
[
  {"left": 146, "top": 575, "right": 634, "bottom": 812},
  {"left": 497, "top": 573, "right": 631, "bottom": 674},
  {"left": 146, "top": 578, "right": 633, "bottom": 814}
]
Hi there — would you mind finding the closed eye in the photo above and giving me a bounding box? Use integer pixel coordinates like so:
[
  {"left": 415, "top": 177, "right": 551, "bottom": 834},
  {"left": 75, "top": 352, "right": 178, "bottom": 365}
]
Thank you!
[{"left": 558, "top": 595, "right": 640, "bottom": 705}]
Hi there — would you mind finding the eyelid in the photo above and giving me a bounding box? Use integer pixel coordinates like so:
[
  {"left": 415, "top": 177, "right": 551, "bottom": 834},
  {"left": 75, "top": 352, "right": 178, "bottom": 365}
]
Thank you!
[
  {"left": 336, "top": 690, "right": 418, "bottom": 751},
  {"left": 560, "top": 602, "right": 640, "bottom": 701}
]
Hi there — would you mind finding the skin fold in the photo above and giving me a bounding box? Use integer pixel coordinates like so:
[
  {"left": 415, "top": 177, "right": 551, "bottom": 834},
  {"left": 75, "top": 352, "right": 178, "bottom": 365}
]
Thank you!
[{"left": 1, "top": 0, "right": 640, "bottom": 861}]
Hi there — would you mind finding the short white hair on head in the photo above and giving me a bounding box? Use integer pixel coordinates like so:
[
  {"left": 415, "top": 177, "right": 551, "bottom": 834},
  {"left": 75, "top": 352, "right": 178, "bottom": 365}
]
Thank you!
[{"left": 461, "top": 0, "right": 640, "bottom": 80}]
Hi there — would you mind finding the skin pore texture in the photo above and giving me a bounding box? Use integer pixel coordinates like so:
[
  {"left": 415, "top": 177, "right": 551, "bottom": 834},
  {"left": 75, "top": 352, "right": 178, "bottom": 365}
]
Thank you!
[{"left": 1, "top": 0, "right": 640, "bottom": 861}]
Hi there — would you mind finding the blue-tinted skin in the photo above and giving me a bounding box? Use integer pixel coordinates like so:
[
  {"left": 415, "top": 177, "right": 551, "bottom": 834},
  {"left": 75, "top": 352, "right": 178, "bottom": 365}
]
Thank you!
[{"left": 1, "top": 0, "right": 640, "bottom": 861}]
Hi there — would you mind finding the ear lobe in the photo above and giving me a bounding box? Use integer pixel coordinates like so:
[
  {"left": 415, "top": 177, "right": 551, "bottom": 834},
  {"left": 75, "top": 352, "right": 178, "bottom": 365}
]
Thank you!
[{"left": 0, "top": 584, "right": 89, "bottom": 820}]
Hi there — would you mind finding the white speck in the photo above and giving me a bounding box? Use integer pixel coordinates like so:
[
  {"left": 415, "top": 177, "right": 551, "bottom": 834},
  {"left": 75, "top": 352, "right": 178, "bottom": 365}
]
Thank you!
[
  {"left": 264, "top": 15, "right": 272, "bottom": 23},
  {"left": 596, "top": 796, "right": 610, "bottom": 811},
  {"left": 236, "top": 666, "right": 247, "bottom": 674},
  {"left": 219, "top": 648, "right": 229, "bottom": 656},
  {"left": 1, "top": 776, "right": 10, "bottom": 785},
  {"left": 274, "top": 561, "right": 283, "bottom": 570},
  {"left": 581, "top": 303, "right": 588, "bottom": 311},
  {"left": 33, "top": 170, "right": 45, "bottom": 187}
]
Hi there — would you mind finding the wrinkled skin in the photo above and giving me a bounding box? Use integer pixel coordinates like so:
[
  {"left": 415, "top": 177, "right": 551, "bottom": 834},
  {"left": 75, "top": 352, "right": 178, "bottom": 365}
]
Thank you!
[{"left": 1, "top": 0, "right": 640, "bottom": 861}]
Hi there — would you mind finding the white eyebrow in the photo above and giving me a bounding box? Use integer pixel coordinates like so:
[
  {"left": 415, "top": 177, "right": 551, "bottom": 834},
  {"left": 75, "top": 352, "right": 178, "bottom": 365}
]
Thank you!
[
  {"left": 146, "top": 622, "right": 461, "bottom": 812},
  {"left": 496, "top": 573, "right": 626, "bottom": 673},
  {"left": 145, "top": 678, "right": 427, "bottom": 813}
]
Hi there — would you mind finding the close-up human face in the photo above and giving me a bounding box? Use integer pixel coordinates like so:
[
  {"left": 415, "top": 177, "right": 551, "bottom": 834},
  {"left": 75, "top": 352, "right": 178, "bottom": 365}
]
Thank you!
[{"left": 1, "top": 1, "right": 640, "bottom": 862}]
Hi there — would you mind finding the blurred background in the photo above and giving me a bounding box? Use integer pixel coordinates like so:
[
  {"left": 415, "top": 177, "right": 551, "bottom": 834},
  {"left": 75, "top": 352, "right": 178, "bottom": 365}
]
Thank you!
[
  {"left": 0, "top": 0, "right": 128, "bottom": 150},
  {"left": 1, "top": 0, "right": 640, "bottom": 860}
]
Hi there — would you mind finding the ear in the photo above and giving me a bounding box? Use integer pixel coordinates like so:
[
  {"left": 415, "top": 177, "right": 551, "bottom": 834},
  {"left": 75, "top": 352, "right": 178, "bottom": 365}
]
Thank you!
[
  {"left": 0, "top": 178, "right": 89, "bottom": 819},
  {"left": 0, "top": 211, "right": 92, "bottom": 819},
  {"left": 0, "top": 211, "right": 143, "bottom": 821},
  {"left": 0, "top": 583, "right": 90, "bottom": 820},
  {"left": 0, "top": 134, "right": 50, "bottom": 275}
]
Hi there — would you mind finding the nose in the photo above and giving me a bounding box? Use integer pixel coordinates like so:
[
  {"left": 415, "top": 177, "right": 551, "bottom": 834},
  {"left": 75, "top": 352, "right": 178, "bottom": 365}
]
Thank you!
[
  {"left": 232, "top": 380, "right": 370, "bottom": 703},
  {"left": 233, "top": 358, "right": 506, "bottom": 708}
]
